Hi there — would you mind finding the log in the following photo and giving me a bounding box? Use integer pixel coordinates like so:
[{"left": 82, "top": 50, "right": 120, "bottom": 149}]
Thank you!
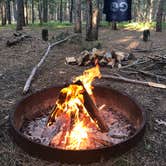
[
  {"left": 6, "top": 34, "right": 31, "bottom": 47},
  {"left": 42, "top": 29, "right": 49, "bottom": 41},
  {"left": 102, "top": 74, "right": 166, "bottom": 89},
  {"left": 23, "top": 34, "right": 76, "bottom": 94},
  {"left": 76, "top": 80, "right": 109, "bottom": 132}
]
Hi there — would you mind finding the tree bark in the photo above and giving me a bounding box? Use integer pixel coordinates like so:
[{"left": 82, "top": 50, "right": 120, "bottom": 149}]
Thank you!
[
  {"left": 32, "top": 0, "right": 35, "bottom": 23},
  {"left": 16, "top": 0, "right": 24, "bottom": 30},
  {"left": 6, "top": 0, "right": 11, "bottom": 24},
  {"left": 43, "top": 0, "right": 48, "bottom": 22},
  {"left": 38, "top": 0, "right": 43, "bottom": 24},
  {"left": 25, "top": 0, "right": 28, "bottom": 25},
  {"left": 112, "top": 21, "right": 117, "bottom": 30},
  {"left": 59, "top": 0, "right": 63, "bottom": 22},
  {"left": 0, "top": 1, "right": 6, "bottom": 26},
  {"left": 69, "top": 0, "right": 73, "bottom": 23},
  {"left": 156, "top": 0, "right": 164, "bottom": 32},
  {"left": 86, "top": 0, "right": 99, "bottom": 41},
  {"left": 13, "top": 0, "right": 17, "bottom": 21},
  {"left": 74, "top": 0, "right": 82, "bottom": 33}
]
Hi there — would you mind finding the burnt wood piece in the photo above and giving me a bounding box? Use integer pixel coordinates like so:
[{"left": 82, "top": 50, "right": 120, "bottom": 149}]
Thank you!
[
  {"left": 76, "top": 80, "right": 109, "bottom": 132},
  {"left": 143, "top": 29, "right": 150, "bottom": 42},
  {"left": 42, "top": 29, "right": 49, "bottom": 41},
  {"left": 6, "top": 34, "right": 31, "bottom": 46}
]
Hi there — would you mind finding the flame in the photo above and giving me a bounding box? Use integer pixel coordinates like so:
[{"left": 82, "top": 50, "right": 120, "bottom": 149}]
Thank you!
[
  {"left": 73, "top": 64, "right": 101, "bottom": 95},
  {"left": 66, "top": 121, "right": 88, "bottom": 150},
  {"left": 47, "top": 64, "right": 101, "bottom": 150}
]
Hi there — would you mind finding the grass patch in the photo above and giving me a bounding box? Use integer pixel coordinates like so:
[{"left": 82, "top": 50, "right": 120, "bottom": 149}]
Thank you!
[
  {"left": 100, "top": 21, "right": 166, "bottom": 31},
  {"left": 0, "top": 21, "right": 165, "bottom": 31},
  {"left": 28, "top": 21, "right": 72, "bottom": 30}
]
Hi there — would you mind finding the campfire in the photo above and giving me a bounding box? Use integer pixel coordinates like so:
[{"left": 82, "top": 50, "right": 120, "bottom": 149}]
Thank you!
[
  {"left": 11, "top": 63, "right": 145, "bottom": 162},
  {"left": 20, "top": 64, "right": 139, "bottom": 151},
  {"left": 46, "top": 64, "right": 109, "bottom": 150}
]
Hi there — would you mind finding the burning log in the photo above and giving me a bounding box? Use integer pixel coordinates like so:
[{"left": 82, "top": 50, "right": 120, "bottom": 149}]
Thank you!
[{"left": 75, "top": 80, "right": 109, "bottom": 132}]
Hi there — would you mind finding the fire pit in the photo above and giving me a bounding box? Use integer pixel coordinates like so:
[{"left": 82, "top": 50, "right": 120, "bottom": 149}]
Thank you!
[{"left": 10, "top": 65, "right": 146, "bottom": 163}]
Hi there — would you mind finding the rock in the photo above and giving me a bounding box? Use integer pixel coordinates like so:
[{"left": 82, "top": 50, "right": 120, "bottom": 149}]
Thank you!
[{"left": 65, "top": 57, "right": 77, "bottom": 65}]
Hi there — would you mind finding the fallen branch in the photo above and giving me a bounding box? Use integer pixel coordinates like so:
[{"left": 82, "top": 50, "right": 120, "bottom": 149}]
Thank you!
[
  {"left": 6, "top": 34, "right": 31, "bottom": 46},
  {"left": 102, "top": 74, "right": 166, "bottom": 89},
  {"left": 23, "top": 35, "right": 76, "bottom": 94},
  {"left": 137, "top": 70, "right": 166, "bottom": 81},
  {"left": 120, "top": 59, "right": 151, "bottom": 69}
]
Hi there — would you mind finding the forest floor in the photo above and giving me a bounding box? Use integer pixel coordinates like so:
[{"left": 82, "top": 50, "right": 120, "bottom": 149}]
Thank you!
[{"left": 0, "top": 26, "right": 166, "bottom": 166}]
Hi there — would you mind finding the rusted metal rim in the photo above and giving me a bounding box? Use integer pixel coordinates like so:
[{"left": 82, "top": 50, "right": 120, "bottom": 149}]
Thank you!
[{"left": 10, "top": 86, "right": 146, "bottom": 164}]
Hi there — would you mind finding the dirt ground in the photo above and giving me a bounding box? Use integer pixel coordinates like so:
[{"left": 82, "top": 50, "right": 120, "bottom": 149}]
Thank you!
[{"left": 0, "top": 26, "right": 166, "bottom": 166}]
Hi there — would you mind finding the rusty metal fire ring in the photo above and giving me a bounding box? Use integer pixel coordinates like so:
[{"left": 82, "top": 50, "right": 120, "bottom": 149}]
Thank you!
[{"left": 10, "top": 86, "right": 146, "bottom": 164}]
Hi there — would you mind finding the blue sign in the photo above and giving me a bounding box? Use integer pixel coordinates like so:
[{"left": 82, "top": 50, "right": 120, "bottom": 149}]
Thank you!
[{"left": 104, "top": 0, "right": 132, "bottom": 22}]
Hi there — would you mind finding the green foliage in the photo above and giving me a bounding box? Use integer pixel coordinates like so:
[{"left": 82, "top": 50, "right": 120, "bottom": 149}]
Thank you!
[
  {"left": 28, "top": 21, "right": 72, "bottom": 29},
  {"left": 100, "top": 21, "right": 166, "bottom": 30}
]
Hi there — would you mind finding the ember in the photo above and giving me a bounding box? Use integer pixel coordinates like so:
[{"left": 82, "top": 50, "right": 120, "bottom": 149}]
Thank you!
[{"left": 21, "top": 64, "right": 137, "bottom": 150}]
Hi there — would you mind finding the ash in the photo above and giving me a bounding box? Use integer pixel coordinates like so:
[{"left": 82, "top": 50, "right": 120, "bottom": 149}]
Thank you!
[{"left": 21, "top": 106, "right": 136, "bottom": 149}]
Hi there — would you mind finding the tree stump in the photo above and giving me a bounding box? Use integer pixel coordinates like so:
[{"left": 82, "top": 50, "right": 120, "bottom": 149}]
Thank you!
[{"left": 42, "top": 29, "right": 49, "bottom": 41}]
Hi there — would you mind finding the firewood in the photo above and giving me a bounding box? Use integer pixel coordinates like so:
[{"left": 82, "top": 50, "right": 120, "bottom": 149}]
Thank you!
[
  {"left": 75, "top": 81, "right": 109, "bottom": 132},
  {"left": 99, "top": 58, "right": 108, "bottom": 66},
  {"left": 107, "top": 58, "right": 116, "bottom": 68},
  {"left": 114, "top": 51, "right": 126, "bottom": 62},
  {"left": 65, "top": 57, "right": 77, "bottom": 65}
]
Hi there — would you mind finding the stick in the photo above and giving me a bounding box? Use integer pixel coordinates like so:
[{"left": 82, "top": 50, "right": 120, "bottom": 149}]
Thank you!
[
  {"left": 120, "top": 59, "right": 151, "bottom": 69},
  {"left": 102, "top": 74, "right": 166, "bottom": 89},
  {"left": 137, "top": 70, "right": 166, "bottom": 81},
  {"left": 23, "top": 35, "right": 76, "bottom": 94}
]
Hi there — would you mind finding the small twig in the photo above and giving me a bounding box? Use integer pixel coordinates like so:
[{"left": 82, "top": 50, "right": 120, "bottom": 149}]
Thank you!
[
  {"left": 120, "top": 59, "right": 151, "bottom": 69},
  {"left": 102, "top": 74, "right": 166, "bottom": 89},
  {"left": 137, "top": 70, "right": 166, "bottom": 81}
]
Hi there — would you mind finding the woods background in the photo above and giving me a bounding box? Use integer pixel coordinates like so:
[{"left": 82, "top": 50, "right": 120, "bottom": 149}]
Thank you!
[{"left": 0, "top": 0, "right": 166, "bottom": 30}]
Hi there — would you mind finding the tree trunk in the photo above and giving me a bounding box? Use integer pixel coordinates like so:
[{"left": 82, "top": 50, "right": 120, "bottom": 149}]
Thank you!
[
  {"left": 25, "top": 0, "right": 28, "bottom": 25},
  {"left": 112, "top": 21, "right": 117, "bottom": 30},
  {"left": 16, "top": 0, "right": 24, "bottom": 30},
  {"left": 32, "top": 0, "right": 35, "bottom": 23},
  {"left": 156, "top": 0, "right": 164, "bottom": 32},
  {"left": 1, "top": 2, "right": 6, "bottom": 26},
  {"left": 86, "top": 0, "right": 99, "bottom": 41},
  {"left": 74, "top": 0, "right": 82, "bottom": 33},
  {"left": 43, "top": 0, "right": 48, "bottom": 22},
  {"left": 6, "top": 0, "right": 11, "bottom": 24},
  {"left": 13, "top": 0, "right": 17, "bottom": 21},
  {"left": 59, "top": 0, "right": 63, "bottom": 22},
  {"left": 69, "top": 0, "right": 73, "bottom": 23},
  {"left": 149, "top": 0, "right": 154, "bottom": 22},
  {"left": 22, "top": 0, "right": 25, "bottom": 26},
  {"left": 38, "top": 0, "right": 43, "bottom": 24}
]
